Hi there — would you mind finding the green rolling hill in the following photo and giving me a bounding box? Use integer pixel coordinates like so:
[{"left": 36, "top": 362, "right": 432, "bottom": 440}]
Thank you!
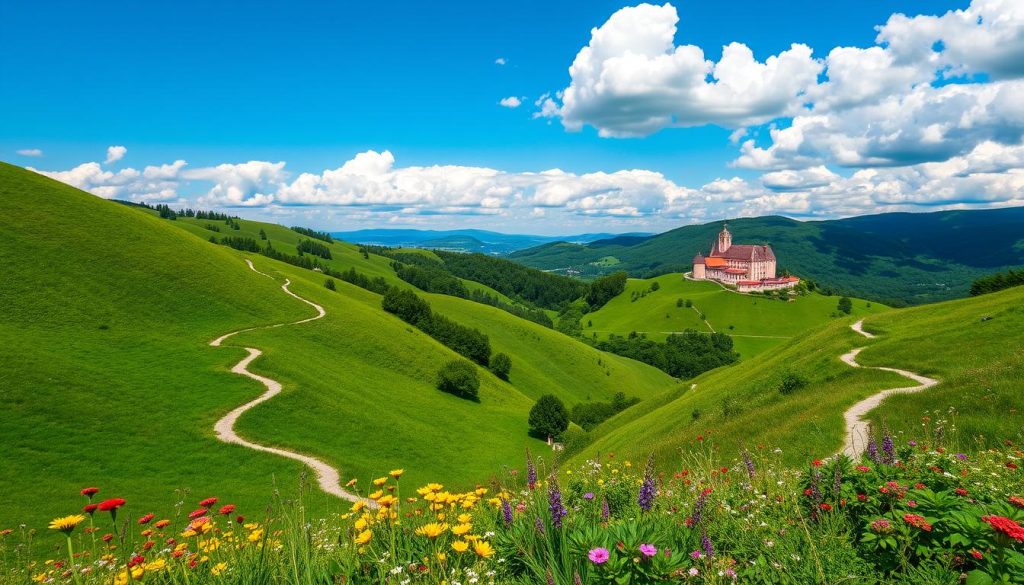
[
  {"left": 0, "top": 163, "right": 677, "bottom": 533},
  {"left": 509, "top": 210, "right": 1024, "bottom": 306},
  {"left": 564, "top": 283, "right": 1024, "bottom": 471},
  {"left": 581, "top": 273, "right": 889, "bottom": 357}
]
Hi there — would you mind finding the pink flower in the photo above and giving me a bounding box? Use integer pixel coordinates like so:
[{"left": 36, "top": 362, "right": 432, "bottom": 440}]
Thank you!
[
  {"left": 588, "top": 547, "right": 610, "bottom": 564},
  {"left": 639, "top": 543, "right": 657, "bottom": 557}
]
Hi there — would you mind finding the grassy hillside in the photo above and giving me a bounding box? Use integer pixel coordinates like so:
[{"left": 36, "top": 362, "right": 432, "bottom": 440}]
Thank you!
[
  {"left": 510, "top": 210, "right": 1024, "bottom": 306},
  {"left": 565, "top": 284, "right": 1024, "bottom": 471},
  {"left": 0, "top": 163, "right": 676, "bottom": 537},
  {"left": 582, "top": 273, "right": 889, "bottom": 357}
]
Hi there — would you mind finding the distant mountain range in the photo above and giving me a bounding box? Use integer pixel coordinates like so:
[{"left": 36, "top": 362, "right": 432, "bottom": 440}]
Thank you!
[
  {"left": 332, "top": 228, "right": 652, "bottom": 255},
  {"left": 508, "top": 208, "right": 1024, "bottom": 306}
]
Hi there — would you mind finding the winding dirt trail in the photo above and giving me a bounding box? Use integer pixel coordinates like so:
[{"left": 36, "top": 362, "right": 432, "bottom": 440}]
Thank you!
[
  {"left": 209, "top": 259, "right": 366, "bottom": 503},
  {"left": 837, "top": 319, "right": 939, "bottom": 458}
]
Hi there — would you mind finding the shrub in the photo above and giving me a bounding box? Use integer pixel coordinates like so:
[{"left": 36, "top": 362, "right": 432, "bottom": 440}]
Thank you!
[
  {"left": 436, "top": 360, "right": 480, "bottom": 400},
  {"left": 490, "top": 352, "right": 512, "bottom": 380},
  {"left": 838, "top": 296, "right": 853, "bottom": 314},
  {"left": 650, "top": 281, "right": 660, "bottom": 291},
  {"left": 324, "top": 278, "right": 336, "bottom": 291},
  {"left": 528, "top": 394, "right": 569, "bottom": 439},
  {"left": 778, "top": 371, "right": 808, "bottom": 395}
]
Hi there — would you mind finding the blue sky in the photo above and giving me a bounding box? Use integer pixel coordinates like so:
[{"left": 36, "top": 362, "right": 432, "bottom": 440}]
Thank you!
[{"left": 3, "top": 0, "right": 1021, "bottom": 234}]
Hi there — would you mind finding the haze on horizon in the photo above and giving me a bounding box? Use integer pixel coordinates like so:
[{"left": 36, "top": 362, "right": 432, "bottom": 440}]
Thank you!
[{"left": 2, "top": 0, "right": 1023, "bottom": 235}]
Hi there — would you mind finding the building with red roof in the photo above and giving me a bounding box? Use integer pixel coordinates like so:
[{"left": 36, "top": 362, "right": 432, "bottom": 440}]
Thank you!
[{"left": 692, "top": 225, "right": 800, "bottom": 293}]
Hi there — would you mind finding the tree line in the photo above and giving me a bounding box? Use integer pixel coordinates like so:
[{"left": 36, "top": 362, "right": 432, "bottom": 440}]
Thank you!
[
  {"left": 291, "top": 226, "right": 334, "bottom": 243},
  {"left": 970, "top": 268, "right": 1024, "bottom": 296},
  {"left": 297, "top": 239, "right": 333, "bottom": 260},
  {"left": 381, "top": 288, "right": 492, "bottom": 366},
  {"left": 593, "top": 330, "right": 739, "bottom": 379}
]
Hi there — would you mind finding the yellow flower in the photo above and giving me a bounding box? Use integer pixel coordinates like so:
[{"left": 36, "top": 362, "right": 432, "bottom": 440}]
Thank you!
[
  {"left": 473, "top": 540, "right": 495, "bottom": 558},
  {"left": 415, "top": 522, "right": 448, "bottom": 539},
  {"left": 131, "top": 566, "right": 144, "bottom": 579},
  {"left": 373, "top": 477, "right": 388, "bottom": 486},
  {"left": 437, "top": 552, "right": 446, "bottom": 562},
  {"left": 211, "top": 562, "right": 228, "bottom": 576},
  {"left": 451, "top": 540, "right": 469, "bottom": 553},
  {"left": 368, "top": 490, "right": 384, "bottom": 500},
  {"left": 354, "top": 529, "right": 372, "bottom": 545},
  {"left": 350, "top": 501, "right": 365, "bottom": 512},
  {"left": 48, "top": 515, "right": 86, "bottom": 534},
  {"left": 457, "top": 513, "right": 473, "bottom": 523},
  {"left": 248, "top": 529, "right": 264, "bottom": 542},
  {"left": 451, "top": 523, "right": 472, "bottom": 536},
  {"left": 377, "top": 494, "right": 398, "bottom": 509},
  {"left": 144, "top": 559, "right": 166, "bottom": 572},
  {"left": 354, "top": 517, "right": 368, "bottom": 531},
  {"left": 345, "top": 478, "right": 358, "bottom": 487},
  {"left": 389, "top": 469, "right": 405, "bottom": 479}
]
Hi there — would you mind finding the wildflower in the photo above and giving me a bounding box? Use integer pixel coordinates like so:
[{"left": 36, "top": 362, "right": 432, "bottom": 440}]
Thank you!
[
  {"left": 211, "top": 562, "right": 227, "bottom": 576},
  {"left": 1009, "top": 496, "right": 1024, "bottom": 508},
  {"left": 373, "top": 477, "right": 388, "bottom": 486},
  {"left": 102, "top": 533, "right": 113, "bottom": 542},
  {"left": 688, "top": 567, "right": 699, "bottom": 577},
  {"left": 741, "top": 449, "right": 756, "bottom": 479},
  {"left": 451, "top": 523, "right": 472, "bottom": 536},
  {"left": 639, "top": 543, "right": 657, "bottom": 557},
  {"left": 138, "top": 514, "right": 154, "bottom": 525},
  {"left": 188, "top": 509, "right": 207, "bottom": 520},
  {"left": 583, "top": 492, "right": 594, "bottom": 501},
  {"left": 236, "top": 515, "right": 245, "bottom": 524},
  {"left": 548, "top": 476, "right": 567, "bottom": 528},
  {"left": 354, "top": 529, "right": 372, "bottom": 545},
  {"left": 415, "top": 523, "right": 448, "bottom": 539},
  {"left": 345, "top": 478, "right": 358, "bottom": 487},
  {"left": 601, "top": 498, "right": 610, "bottom": 522},
  {"left": 500, "top": 498, "right": 513, "bottom": 526},
  {"left": 956, "top": 488, "right": 969, "bottom": 497},
  {"left": 97, "top": 498, "right": 126, "bottom": 512},
  {"left": 1008, "top": 462, "right": 1019, "bottom": 470},
  {"left": 867, "top": 433, "right": 881, "bottom": 464},
  {"left": 48, "top": 515, "right": 86, "bottom": 535},
  {"left": 970, "top": 550, "right": 983, "bottom": 560},
  {"left": 882, "top": 430, "right": 895, "bottom": 464},
  {"left": 351, "top": 501, "right": 366, "bottom": 512},
  {"left": 689, "top": 488, "right": 711, "bottom": 527},
  {"left": 80, "top": 487, "right": 100, "bottom": 498},
  {"left": 638, "top": 455, "right": 657, "bottom": 512},
  {"left": 812, "top": 459, "right": 822, "bottom": 467},
  {"left": 526, "top": 450, "right": 537, "bottom": 490},
  {"left": 473, "top": 541, "right": 495, "bottom": 558},
  {"left": 857, "top": 494, "right": 867, "bottom": 502},
  {"left": 855, "top": 465, "right": 871, "bottom": 472},
  {"left": 819, "top": 503, "right": 833, "bottom": 512},
  {"left": 701, "top": 532, "right": 714, "bottom": 559},
  {"left": 390, "top": 469, "right": 405, "bottom": 479},
  {"left": 534, "top": 516, "right": 545, "bottom": 535},
  {"left": 199, "top": 497, "right": 217, "bottom": 507},
  {"left": 83, "top": 504, "right": 98, "bottom": 515},
  {"left": 981, "top": 515, "right": 1024, "bottom": 542},
  {"left": 903, "top": 514, "right": 932, "bottom": 532},
  {"left": 588, "top": 547, "right": 609, "bottom": 564},
  {"left": 451, "top": 540, "right": 469, "bottom": 553}
]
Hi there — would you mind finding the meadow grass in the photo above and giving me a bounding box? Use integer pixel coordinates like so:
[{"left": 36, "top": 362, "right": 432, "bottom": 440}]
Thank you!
[{"left": 582, "top": 273, "right": 888, "bottom": 358}]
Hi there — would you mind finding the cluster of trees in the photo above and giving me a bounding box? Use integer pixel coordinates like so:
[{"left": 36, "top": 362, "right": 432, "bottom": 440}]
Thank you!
[
  {"left": 155, "top": 204, "right": 177, "bottom": 220},
  {"left": 432, "top": 251, "right": 589, "bottom": 310},
  {"left": 570, "top": 392, "right": 639, "bottom": 430},
  {"left": 837, "top": 296, "right": 853, "bottom": 314},
  {"left": 152, "top": 203, "right": 240, "bottom": 223},
  {"left": 436, "top": 360, "right": 480, "bottom": 400},
  {"left": 381, "top": 288, "right": 492, "bottom": 366},
  {"left": 586, "top": 272, "right": 628, "bottom": 309},
  {"left": 334, "top": 267, "right": 391, "bottom": 295},
  {"left": 291, "top": 226, "right": 334, "bottom": 243},
  {"left": 390, "top": 258, "right": 553, "bottom": 327},
  {"left": 297, "top": 239, "right": 333, "bottom": 260},
  {"left": 594, "top": 330, "right": 738, "bottom": 379},
  {"left": 214, "top": 236, "right": 261, "bottom": 252},
  {"left": 204, "top": 224, "right": 221, "bottom": 233},
  {"left": 970, "top": 269, "right": 1024, "bottom": 296}
]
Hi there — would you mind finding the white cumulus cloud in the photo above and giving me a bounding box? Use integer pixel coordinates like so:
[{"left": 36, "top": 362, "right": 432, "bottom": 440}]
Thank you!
[
  {"left": 105, "top": 145, "right": 127, "bottom": 164},
  {"left": 16, "top": 148, "right": 43, "bottom": 157},
  {"left": 499, "top": 96, "right": 523, "bottom": 108}
]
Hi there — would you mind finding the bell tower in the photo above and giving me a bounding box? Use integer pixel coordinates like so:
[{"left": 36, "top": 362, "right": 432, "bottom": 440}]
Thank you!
[{"left": 717, "top": 223, "right": 732, "bottom": 253}]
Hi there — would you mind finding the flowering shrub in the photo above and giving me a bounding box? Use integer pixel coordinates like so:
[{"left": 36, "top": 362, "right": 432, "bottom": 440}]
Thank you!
[{"left": 2, "top": 439, "right": 1021, "bottom": 584}]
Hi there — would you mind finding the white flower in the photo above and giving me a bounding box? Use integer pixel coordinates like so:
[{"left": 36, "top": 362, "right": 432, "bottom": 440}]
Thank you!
[{"left": 688, "top": 567, "right": 700, "bottom": 576}]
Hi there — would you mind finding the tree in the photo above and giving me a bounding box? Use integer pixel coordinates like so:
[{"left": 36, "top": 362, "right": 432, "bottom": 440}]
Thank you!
[
  {"left": 259, "top": 228, "right": 267, "bottom": 240},
  {"left": 528, "top": 394, "right": 569, "bottom": 439},
  {"left": 650, "top": 281, "right": 660, "bottom": 291},
  {"left": 436, "top": 360, "right": 480, "bottom": 400},
  {"left": 490, "top": 352, "right": 512, "bottom": 380},
  {"left": 324, "top": 278, "right": 336, "bottom": 291},
  {"left": 586, "top": 272, "right": 628, "bottom": 309},
  {"left": 837, "top": 296, "right": 853, "bottom": 315}
]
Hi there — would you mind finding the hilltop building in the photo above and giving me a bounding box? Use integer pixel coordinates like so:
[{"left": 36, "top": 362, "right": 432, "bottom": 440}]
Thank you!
[{"left": 692, "top": 225, "right": 799, "bottom": 293}]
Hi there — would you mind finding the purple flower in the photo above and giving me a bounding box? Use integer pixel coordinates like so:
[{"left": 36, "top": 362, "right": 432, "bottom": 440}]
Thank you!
[
  {"left": 638, "top": 456, "right": 657, "bottom": 512},
  {"left": 534, "top": 516, "right": 545, "bottom": 535},
  {"left": 832, "top": 465, "right": 842, "bottom": 496},
  {"left": 588, "top": 547, "right": 609, "bottom": 564},
  {"left": 956, "top": 453, "right": 968, "bottom": 460},
  {"left": 742, "top": 448, "right": 756, "bottom": 479},
  {"left": 908, "top": 440, "right": 917, "bottom": 447},
  {"left": 583, "top": 492, "right": 594, "bottom": 501},
  {"left": 867, "top": 433, "right": 881, "bottom": 464},
  {"left": 882, "top": 429, "right": 895, "bottom": 464},
  {"left": 725, "top": 568, "right": 736, "bottom": 579},
  {"left": 689, "top": 550, "right": 702, "bottom": 560},
  {"left": 500, "top": 497, "right": 513, "bottom": 526},
  {"left": 689, "top": 489, "right": 709, "bottom": 527},
  {"left": 574, "top": 573, "right": 583, "bottom": 585},
  {"left": 639, "top": 543, "right": 657, "bottom": 557},
  {"left": 810, "top": 471, "right": 823, "bottom": 505},
  {"left": 601, "top": 497, "right": 610, "bottom": 522},
  {"left": 526, "top": 449, "right": 537, "bottom": 489},
  {"left": 548, "top": 477, "right": 567, "bottom": 529},
  {"left": 701, "top": 532, "right": 714, "bottom": 559}
]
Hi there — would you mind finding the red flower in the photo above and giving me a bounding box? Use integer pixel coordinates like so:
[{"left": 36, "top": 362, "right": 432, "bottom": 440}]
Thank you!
[
  {"left": 1009, "top": 496, "right": 1024, "bottom": 509},
  {"left": 903, "top": 514, "right": 932, "bottom": 532},
  {"left": 199, "top": 497, "right": 218, "bottom": 507},
  {"left": 696, "top": 435, "right": 704, "bottom": 442},
  {"left": 855, "top": 466, "right": 870, "bottom": 473},
  {"left": 155, "top": 519, "right": 171, "bottom": 529},
  {"left": 684, "top": 517, "right": 694, "bottom": 527},
  {"left": 812, "top": 460, "right": 823, "bottom": 467},
  {"left": 236, "top": 515, "right": 245, "bottom": 524},
  {"left": 143, "top": 540, "right": 155, "bottom": 551},
  {"left": 188, "top": 508, "right": 208, "bottom": 520},
  {"left": 172, "top": 550, "right": 184, "bottom": 559},
  {"left": 102, "top": 533, "right": 113, "bottom": 542},
  {"left": 80, "top": 487, "right": 100, "bottom": 498},
  {"left": 970, "top": 550, "right": 983, "bottom": 560},
  {"left": 857, "top": 494, "right": 867, "bottom": 502},
  {"left": 819, "top": 503, "right": 833, "bottom": 511},
  {"left": 981, "top": 515, "right": 1024, "bottom": 542},
  {"left": 83, "top": 504, "right": 98, "bottom": 514},
  {"left": 1007, "top": 462, "right": 1019, "bottom": 470},
  {"left": 218, "top": 504, "right": 236, "bottom": 516},
  {"left": 719, "top": 467, "right": 728, "bottom": 474},
  {"left": 804, "top": 488, "right": 813, "bottom": 497},
  {"left": 97, "top": 498, "right": 125, "bottom": 512},
  {"left": 138, "top": 513, "right": 154, "bottom": 525},
  {"left": 914, "top": 483, "right": 926, "bottom": 490}
]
